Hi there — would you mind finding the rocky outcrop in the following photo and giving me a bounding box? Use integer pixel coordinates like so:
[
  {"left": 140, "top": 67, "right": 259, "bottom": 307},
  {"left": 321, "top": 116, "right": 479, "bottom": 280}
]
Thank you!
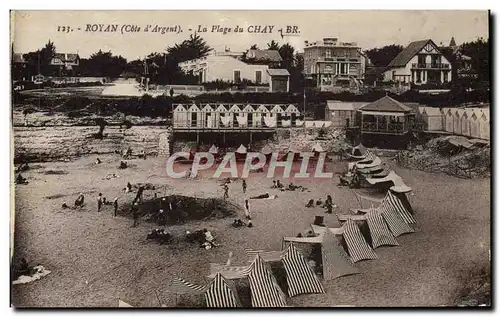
[{"left": 13, "top": 126, "right": 170, "bottom": 163}]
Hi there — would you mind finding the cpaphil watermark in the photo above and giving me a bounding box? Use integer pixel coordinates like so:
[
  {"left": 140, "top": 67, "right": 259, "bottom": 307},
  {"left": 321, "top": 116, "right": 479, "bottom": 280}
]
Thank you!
[{"left": 165, "top": 152, "right": 333, "bottom": 179}]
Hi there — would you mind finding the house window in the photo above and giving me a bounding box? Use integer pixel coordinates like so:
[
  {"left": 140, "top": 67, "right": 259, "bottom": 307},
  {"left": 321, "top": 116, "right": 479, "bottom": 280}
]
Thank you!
[
  {"left": 255, "top": 70, "right": 262, "bottom": 84},
  {"left": 392, "top": 71, "right": 396, "bottom": 80},
  {"left": 341, "top": 64, "right": 348, "bottom": 74},
  {"left": 416, "top": 70, "right": 422, "bottom": 83},
  {"left": 233, "top": 70, "right": 241, "bottom": 83},
  {"left": 443, "top": 71, "right": 449, "bottom": 83},
  {"left": 326, "top": 49, "right": 332, "bottom": 58},
  {"left": 418, "top": 55, "right": 426, "bottom": 65}
]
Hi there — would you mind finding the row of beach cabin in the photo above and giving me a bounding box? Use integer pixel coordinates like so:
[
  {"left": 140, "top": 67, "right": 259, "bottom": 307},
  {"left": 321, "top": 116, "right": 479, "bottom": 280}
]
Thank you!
[
  {"left": 172, "top": 104, "right": 304, "bottom": 129},
  {"left": 418, "top": 107, "right": 490, "bottom": 140}
]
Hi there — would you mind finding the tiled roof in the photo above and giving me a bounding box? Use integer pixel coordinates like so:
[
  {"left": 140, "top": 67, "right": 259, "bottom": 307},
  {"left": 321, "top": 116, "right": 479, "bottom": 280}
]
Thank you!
[
  {"left": 327, "top": 101, "right": 368, "bottom": 111},
  {"left": 246, "top": 49, "right": 282, "bottom": 62},
  {"left": 359, "top": 96, "right": 412, "bottom": 113},
  {"left": 387, "top": 39, "right": 433, "bottom": 68},
  {"left": 267, "top": 69, "right": 290, "bottom": 76}
]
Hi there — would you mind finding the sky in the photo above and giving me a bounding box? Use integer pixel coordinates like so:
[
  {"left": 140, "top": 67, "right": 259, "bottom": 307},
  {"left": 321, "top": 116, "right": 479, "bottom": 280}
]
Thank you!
[{"left": 11, "top": 10, "right": 489, "bottom": 61}]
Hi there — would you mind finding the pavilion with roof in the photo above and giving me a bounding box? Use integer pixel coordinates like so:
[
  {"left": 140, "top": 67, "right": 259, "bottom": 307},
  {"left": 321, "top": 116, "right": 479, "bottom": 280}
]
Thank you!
[{"left": 357, "top": 95, "right": 416, "bottom": 136}]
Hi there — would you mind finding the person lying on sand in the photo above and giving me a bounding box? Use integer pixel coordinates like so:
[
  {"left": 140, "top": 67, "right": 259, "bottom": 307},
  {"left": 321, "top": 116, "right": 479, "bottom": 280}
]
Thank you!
[
  {"left": 95, "top": 158, "right": 101, "bottom": 165},
  {"left": 104, "top": 173, "right": 119, "bottom": 180},
  {"left": 250, "top": 193, "right": 269, "bottom": 199},
  {"left": 316, "top": 198, "right": 323, "bottom": 206},
  {"left": 271, "top": 180, "right": 277, "bottom": 188},
  {"left": 119, "top": 161, "right": 128, "bottom": 169},
  {"left": 62, "top": 202, "right": 69, "bottom": 209},
  {"left": 202, "top": 229, "right": 219, "bottom": 248},
  {"left": 232, "top": 219, "right": 246, "bottom": 228},
  {"left": 276, "top": 180, "right": 284, "bottom": 189},
  {"left": 15, "top": 163, "right": 29, "bottom": 173},
  {"left": 15, "top": 174, "right": 28, "bottom": 185},
  {"left": 305, "top": 199, "right": 314, "bottom": 208}
]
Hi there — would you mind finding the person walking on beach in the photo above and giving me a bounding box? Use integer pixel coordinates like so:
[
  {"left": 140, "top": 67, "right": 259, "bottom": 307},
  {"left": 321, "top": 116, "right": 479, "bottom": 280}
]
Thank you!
[
  {"left": 133, "top": 185, "right": 145, "bottom": 204},
  {"left": 132, "top": 203, "right": 140, "bottom": 227},
  {"left": 244, "top": 199, "right": 251, "bottom": 220},
  {"left": 223, "top": 184, "right": 229, "bottom": 200},
  {"left": 97, "top": 193, "right": 103, "bottom": 212},
  {"left": 242, "top": 180, "right": 247, "bottom": 194},
  {"left": 113, "top": 198, "right": 118, "bottom": 217}
]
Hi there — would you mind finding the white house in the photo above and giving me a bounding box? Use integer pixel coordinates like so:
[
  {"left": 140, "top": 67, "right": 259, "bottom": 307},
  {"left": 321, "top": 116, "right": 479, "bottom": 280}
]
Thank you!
[
  {"left": 383, "top": 39, "right": 452, "bottom": 85},
  {"left": 178, "top": 53, "right": 290, "bottom": 92},
  {"left": 179, "top": 55, "right": 270, "bottom": 84}
]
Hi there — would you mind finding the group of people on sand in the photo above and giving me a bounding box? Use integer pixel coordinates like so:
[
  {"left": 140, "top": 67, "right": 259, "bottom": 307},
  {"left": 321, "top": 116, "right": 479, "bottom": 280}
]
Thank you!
[
  {"left": 305, "top": 194, "right": 338, "bottom": 214},
  {"left": 339, "top": 165, "right": 360, "bottom": 188}
]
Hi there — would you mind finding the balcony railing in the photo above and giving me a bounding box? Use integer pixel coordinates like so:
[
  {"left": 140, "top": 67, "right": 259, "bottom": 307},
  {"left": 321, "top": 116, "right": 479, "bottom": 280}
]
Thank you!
[
  {"left": 361, "top": 122, "right": 406, "bottom": 134},
  {"left": 411, "top": 63, "right": 450, "bottom": 69}
]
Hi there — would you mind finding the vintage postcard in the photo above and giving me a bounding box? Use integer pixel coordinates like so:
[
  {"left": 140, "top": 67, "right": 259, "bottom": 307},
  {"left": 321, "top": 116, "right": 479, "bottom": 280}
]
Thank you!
[{"left": 10, "top": 10, "right": 491, "bottom": 308}]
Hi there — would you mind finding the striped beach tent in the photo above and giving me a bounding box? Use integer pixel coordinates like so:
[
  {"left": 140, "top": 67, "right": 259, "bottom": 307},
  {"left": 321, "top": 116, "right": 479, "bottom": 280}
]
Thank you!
[
  {"left": 166, "top": 277, "right": 207, "bottom": 295},
  {"left": 379, "top": 202, "right": 414, "bottom": 237},
  {"left": 282, "top": 244, "right": 325, "bottom": 297},
  {"left": 204, "top": 273, "right": 239, "bottom": 308},
  {"left": 385, "top": 191, "right": 416, "bottom": 224},
  {"left": 321, "top": 229, "right": 359, "bottom": 280},
  {"left": 365, "top": 210, "right": 399, "bottom": 248},
  {"left": 248, "top": 254, "right": 287, "bottom": 307},
  {"left": 342, "top": 219, "right": 378, "bottom": 262}
]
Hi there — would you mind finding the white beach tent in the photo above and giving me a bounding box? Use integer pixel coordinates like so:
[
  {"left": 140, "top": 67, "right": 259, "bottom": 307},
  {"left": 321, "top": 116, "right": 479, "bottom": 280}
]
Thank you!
[
  {"left": 469, "top": 110, "right": 481, "bottom": 139},
  {"left": 236, "top": 144, "right": 248, "bottom": 154},
  {"left": 420, "top": 107, "right": 443, "bottom": 131},
  {"left": 454, "top": 109, "right": 464, "bottom": 135},
  {"left": 442, "top": 108, "right": 455, "bottom": 133}
]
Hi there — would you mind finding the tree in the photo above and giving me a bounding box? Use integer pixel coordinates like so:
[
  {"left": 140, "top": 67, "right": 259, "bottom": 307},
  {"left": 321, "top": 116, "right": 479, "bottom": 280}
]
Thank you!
[
  {"left": 461, "top": 37, "right": 490, "bottom": 83},
  {"left": 365, "top": 44, "right": 404, "bottom": 67},
  {"left": 167, "top": 33, "right": 212, "bottom": 63},
  {"left": 86, "top": 50, "right": 127, "bottom": 78},
  {"left": 267, "top": 40, "right": 280, "bottom": 50},
  {"left": 250, "top": 44, "right": 259, "bottom": 49},
  {"left": 278, "top": 43, "right": 295, "bottom": 70},
  {"left": 24, "top": 40, "right": 57, "bottom": 76}
]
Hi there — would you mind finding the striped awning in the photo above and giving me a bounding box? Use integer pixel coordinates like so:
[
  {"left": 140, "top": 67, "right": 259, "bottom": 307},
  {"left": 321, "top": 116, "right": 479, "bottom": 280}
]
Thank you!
[
  {"left": 342, "top": 219, "right": 378, "bottom": 263},
  {"left": 366, "top": 210, "right": 400, "bottom": 248},
  {"left": 246, "top": 249, "right": 285, "bottom": 263},
  {"left": 336, "top": 214, "right": 367, "bottom": 222},
  {"left": 166, "top": 277, "right": 207, "bottom": 295},
  {"left": 282, "top": 244, "right": 325, "bottom": 297},
  {"left": 204, "top": 273, "right": 239, "bottom": 308},
  {"left": 283, "top": 235, "right": 324, "bottom": 244},
  {"left": 248, "top": 255, "right": 287, "bottom": 307},
  {"left": 385, "top": 191, "right": 416, "bottom": 224},
  {"left": 379, "top": 202, "right": 414, "bottom": 237}
]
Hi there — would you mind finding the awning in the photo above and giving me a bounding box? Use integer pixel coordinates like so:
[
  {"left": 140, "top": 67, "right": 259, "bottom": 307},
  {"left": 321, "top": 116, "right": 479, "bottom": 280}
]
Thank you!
[{"left": 360, "top": 111, "right": 406, "bottom": 116}]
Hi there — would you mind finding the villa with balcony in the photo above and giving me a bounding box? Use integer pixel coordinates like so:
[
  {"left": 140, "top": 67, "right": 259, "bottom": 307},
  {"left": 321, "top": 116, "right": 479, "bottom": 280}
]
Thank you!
[
  {"left": 383, "top": 39, "right": 452, "bottom": 88},
  {"left": 303, "top": 38, "right": 366, "bottom": 92}
]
